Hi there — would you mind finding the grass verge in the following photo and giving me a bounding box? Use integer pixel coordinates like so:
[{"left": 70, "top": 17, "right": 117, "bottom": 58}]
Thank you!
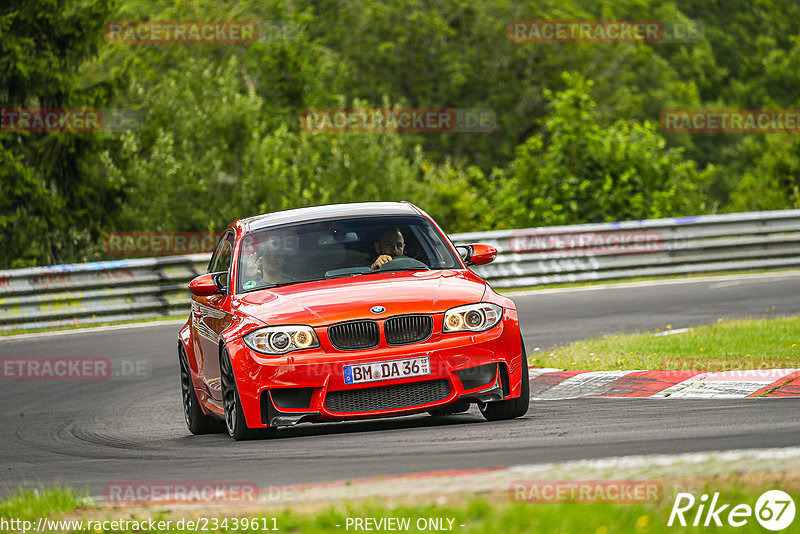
[
  {"left": 2, "top": 473, "right": 798, "bottom": 533},
  {"left": 529, "top": 315, "right": 800, "bottom": 371}
]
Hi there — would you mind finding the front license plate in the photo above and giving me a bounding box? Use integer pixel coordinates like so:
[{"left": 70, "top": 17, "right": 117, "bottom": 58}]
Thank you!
[{"left": 343, "top": 356, "right": 430, "bottom": 385}]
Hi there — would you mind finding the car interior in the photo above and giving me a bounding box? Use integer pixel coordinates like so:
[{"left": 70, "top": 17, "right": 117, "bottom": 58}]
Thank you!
[{"left": 238, "top": 217, "right": 457, "bottom": 290}]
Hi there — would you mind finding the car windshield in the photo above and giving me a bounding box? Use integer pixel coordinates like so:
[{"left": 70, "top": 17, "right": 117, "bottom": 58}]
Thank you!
[{"left": 237, "top": 215, "right": 460, "bottom": 293}]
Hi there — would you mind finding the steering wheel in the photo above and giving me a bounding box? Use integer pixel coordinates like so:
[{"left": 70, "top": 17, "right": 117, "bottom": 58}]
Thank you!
[{"left": 377, "top": 256, "right": 429, "bottom": 271}]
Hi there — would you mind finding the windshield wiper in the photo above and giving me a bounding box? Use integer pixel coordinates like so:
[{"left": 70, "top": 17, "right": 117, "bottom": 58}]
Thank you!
[
  {"left": 246, "top": 278, "right": 322, "bottom": 290},
  {"left": 269, "top": 278, "right": 323, "bottom": 287},
  {"left": 381, "top": 267, "right": 429, "bottom": 271},
  {"left": 325, "top": 267, "right": 429, "bottom": 279},
  {"left": 325, "top": 270, "right": 374, "bottom": 279}
]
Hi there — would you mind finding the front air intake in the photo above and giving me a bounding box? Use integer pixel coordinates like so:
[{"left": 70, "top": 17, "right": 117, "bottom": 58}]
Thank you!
[{"left": 325, "top": 379, "right": 451, "bottom": 413}]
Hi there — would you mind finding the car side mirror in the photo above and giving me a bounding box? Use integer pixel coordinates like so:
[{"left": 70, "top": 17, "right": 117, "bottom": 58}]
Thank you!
[
  {"left": 189, "top": 272, "right": 227, "bottom": 296},
  {"left": 456, "top": 244, "right": 497, "bottom": 266}
]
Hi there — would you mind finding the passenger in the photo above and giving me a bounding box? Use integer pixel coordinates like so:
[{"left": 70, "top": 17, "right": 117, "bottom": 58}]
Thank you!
[
  {"left": 257, "top": 251, "right": 290, "bottom": 283},
  {"left": 240, "top": 237, "right": 295, "bottom": 289}
]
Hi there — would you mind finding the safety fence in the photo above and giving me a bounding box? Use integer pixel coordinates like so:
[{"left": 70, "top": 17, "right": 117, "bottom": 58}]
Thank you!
[
  {"left": 455, "top": 209, "right": 800, "bottom": 288},
  {"left": 1, "top": 210, "right": 799, "bottom": 331},
  {"left": 0, "top": 255, "right": 209, "bottom": 332}
]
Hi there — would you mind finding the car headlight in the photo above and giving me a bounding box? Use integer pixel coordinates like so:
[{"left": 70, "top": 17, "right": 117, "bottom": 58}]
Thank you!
[
  {"left": 443, "top": 303, "right": 503, "bottom": 333},
  {"left": 243, "top": 325, "right": 320, "bottom": 355}
]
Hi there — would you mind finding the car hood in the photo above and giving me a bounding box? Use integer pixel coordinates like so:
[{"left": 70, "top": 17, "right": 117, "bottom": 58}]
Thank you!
[{"left": 232, "top": 270, "right": 487, "bottom": 326}]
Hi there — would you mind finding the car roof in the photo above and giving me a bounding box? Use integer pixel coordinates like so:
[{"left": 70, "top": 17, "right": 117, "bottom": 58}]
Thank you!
[{"left": 239, "top": 202, "right": 423, "bottom": 232}]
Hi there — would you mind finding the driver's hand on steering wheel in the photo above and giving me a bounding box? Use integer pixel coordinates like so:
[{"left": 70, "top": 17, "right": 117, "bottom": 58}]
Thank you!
[{"left": 370, "top": 254, "right": 393, "bottom": 270}]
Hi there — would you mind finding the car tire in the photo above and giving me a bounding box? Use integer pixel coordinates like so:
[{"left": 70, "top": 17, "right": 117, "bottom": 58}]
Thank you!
[
  {"left": 479, "top": 338, "right": 530, "bottom": 421},
  {"left": 220, "top": 346, "right": 274, "bottom": 441},
  {"left": 428, "top": 401, "right": 471, "bottom": 416},
  {"left": 179, "top": 345, "right": 224, "bottom": 435}
]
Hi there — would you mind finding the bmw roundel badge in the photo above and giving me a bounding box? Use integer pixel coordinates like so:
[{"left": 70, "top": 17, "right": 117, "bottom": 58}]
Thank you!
[{"left": 370, "top": 305, "right": 386, "bottom": 314}]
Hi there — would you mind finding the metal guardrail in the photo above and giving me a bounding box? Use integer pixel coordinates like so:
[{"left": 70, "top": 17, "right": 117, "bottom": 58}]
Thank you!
[
  {"left": 1, "top": 210, "right": 799, "bottom": 331},
  {"left": 0, "top": 255, "right": 210, "bottom": 332},
  {"left": 458, "top": 209, "right": 800, "bottom": 288}
]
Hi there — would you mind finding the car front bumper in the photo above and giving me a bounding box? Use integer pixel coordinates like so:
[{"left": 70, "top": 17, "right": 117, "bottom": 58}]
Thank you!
[{"left": 226, "top": 310, "right": 523, "bottom": 429}]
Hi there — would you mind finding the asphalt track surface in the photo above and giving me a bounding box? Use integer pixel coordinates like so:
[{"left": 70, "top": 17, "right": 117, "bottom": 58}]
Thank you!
[{"left": 1, "top": 272, "right": 799, "bottom": 496}]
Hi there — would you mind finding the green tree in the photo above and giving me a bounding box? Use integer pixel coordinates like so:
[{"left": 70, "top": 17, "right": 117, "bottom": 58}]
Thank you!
[
  {"left": 728, "top": 135, "right": 800, "bottom": 212},
  {"left": 0, "top": 0, "right": 117, "bottom": 268},
  {"left": 493, "top": 73, "right": 710, "bottom": 227},
  {"left": 101, "top": 52, "right": 489, "bottom": 237},
  {"left": 8, "top": 0, "right": 800, "bottom": 267}
]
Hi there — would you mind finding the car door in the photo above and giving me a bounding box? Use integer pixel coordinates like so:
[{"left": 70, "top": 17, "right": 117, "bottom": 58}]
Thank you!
[{"left": 192, "top": 229, "right": 235, "bottom": 404}]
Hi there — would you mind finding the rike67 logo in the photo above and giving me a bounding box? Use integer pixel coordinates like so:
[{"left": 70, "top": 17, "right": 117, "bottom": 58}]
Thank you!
[{"left": 669, "top": 490, "right": 796, "bottom": 531}]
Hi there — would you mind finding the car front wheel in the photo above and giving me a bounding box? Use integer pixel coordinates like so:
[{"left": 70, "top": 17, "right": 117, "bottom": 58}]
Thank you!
[
  {"left": 220, "top": 346, "right": 274, "bottom": 441},
  {"left": 479, "top": 339, "right": 530, "bottom": 421}
]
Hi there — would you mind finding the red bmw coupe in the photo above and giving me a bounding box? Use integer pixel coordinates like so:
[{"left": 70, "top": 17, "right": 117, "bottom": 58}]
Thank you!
[{"left": 178, "top": 202, "right": 529, "bottom": 440}]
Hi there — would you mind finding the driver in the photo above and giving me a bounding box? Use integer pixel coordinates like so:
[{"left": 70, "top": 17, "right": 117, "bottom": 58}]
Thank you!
[{"left": 370, "top": 227, "right": 405, "bottom": 270}]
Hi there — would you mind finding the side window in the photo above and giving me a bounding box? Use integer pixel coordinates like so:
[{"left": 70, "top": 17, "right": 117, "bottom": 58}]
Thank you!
[
  {"left": 207, "top": 230, "right": 235, "bottom": 278},
  {"left": 213, "top": 237, "right": 234, "bottom": 274}
]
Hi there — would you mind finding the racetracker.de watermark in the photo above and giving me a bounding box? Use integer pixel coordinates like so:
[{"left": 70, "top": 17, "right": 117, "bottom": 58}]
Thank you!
[
  {"left": 1, "top": 109, "right": 143, "bottom": 132},
  {"left": 661, "top": 110, "right": 800, "bottom": 133},
  {"left": 104, "top": 20, "right": 298, "bottom": 44},
  {"left": 103, "top": 231, "right": 218, "bottom": 256},
  {"left": 509, "top": 480, "right": 663, "bottom": 503},
  {"left": 508, "top": 229, "right": 678, "bottom": 255},
  {"left": 508, "top": 20, "right": 703, "bottom": 43},
  {"left": 300, "top": 108, "right": 496, "bottom": 133},
  {"left": 0, "top": 357, "right": 150, "bottom": 381},
  {"left": 103, "top": 482, "right": 296, "bottom": 505}
]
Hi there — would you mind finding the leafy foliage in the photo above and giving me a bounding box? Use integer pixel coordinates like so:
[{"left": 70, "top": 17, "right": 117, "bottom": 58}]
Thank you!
[
  {"left": 493, "top": 74, "right": 710, "bottom": 227},
  {"left": 0, "top": 0, "right": 118, "bottom": 267},
  {"left": 2, "top": 0, "right": 800, "bottom": 267}
]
